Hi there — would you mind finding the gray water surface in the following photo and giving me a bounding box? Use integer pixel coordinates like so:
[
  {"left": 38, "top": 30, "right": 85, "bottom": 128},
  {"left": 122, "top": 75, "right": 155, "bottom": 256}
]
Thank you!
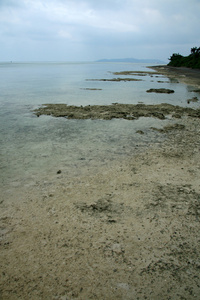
[{"left": 0, "top": 62, "right": 199, "bottom": 191}]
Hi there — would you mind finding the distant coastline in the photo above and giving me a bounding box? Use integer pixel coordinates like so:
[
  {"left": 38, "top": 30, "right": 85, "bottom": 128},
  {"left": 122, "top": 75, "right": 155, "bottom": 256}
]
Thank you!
[
  {"left": 96, "top": 58, "right": 166, "bottom": 64},
  {"left": 0, "top": 59, "right": 167, "bottom": 64}
]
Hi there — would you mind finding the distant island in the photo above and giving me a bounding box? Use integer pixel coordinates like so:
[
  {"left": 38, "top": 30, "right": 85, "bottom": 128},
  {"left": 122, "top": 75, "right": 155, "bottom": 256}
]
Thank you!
[
  {"left": 96, "top": 58, "right": 166, "bottom": 64},
  {"left": 168, "top": 47, "right": 200, "bottom": 69}
]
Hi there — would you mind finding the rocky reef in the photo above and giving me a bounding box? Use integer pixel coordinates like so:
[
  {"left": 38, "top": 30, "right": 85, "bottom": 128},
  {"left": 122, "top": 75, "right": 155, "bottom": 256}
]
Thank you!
[
  {"left": 34, "top": 103, "right": 200, "bottom": 120},
  {"left": 146, "top": 88, "right": 174, "bottom": 94},
  {"left": 86, "top": 77, "right": 143, "bottom": 82}
]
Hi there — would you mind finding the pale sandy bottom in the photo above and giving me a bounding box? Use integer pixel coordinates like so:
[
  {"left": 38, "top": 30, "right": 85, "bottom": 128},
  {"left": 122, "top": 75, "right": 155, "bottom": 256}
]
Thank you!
[{"left": 1, "top": 68, "right": 200, "bottom": 300}]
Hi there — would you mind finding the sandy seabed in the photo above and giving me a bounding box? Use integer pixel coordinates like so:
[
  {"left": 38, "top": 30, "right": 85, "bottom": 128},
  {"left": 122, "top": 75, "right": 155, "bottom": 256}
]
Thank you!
[{"left": 1, "top": 66, "right": 200, "bottom": 300}]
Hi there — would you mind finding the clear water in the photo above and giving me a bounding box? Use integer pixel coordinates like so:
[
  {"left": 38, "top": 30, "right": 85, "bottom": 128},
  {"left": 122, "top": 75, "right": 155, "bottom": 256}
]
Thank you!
[{"left": 0, "top": 62, "right": 199, "bottom": 192}]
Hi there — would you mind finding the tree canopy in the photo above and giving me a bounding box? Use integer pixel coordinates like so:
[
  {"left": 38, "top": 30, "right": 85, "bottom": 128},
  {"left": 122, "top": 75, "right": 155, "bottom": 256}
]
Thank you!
[{"left": 168, "top": 47, "right": 200, "bottom": 69}]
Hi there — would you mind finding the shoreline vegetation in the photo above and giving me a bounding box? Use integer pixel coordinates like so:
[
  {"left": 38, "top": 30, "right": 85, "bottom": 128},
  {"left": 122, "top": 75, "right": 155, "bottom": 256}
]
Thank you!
[
  {"left": 1, "top": 65, "right": 200, "bottom": 299},
  {"left": 168, "top": 47, "right": 200, "bottom": 69}
]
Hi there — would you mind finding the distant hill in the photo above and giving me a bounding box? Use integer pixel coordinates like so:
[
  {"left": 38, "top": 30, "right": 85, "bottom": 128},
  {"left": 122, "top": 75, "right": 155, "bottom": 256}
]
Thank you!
[{"left": 96, "top": 58, "right": 166, "bottom": 64}]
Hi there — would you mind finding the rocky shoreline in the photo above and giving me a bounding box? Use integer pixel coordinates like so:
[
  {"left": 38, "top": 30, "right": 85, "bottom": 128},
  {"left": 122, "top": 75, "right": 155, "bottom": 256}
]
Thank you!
[
  {"left": 150, "top": 65, "right": 200, "bottom": 89},
  {"left": 1, "top": 66, "right": 200, "bottom": 299}
]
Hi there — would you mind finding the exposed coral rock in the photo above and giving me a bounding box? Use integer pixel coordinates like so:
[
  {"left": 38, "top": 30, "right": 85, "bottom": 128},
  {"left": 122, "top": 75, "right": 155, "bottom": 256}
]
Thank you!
[
  {"left": 146, "top": 88, "right": 174, "bottom": 93},
  {"left": 34, "top": 103, "right": 200, "bottom": 120}
]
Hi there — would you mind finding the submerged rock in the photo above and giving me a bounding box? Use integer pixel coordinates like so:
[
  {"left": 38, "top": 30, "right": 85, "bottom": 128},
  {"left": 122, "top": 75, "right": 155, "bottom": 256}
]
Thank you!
[
  {"left": 151, "top": 123, "right": 185, "bottom": 133},
  {"left": 187, "top": 97, "right": 199, "bottom": 104}
]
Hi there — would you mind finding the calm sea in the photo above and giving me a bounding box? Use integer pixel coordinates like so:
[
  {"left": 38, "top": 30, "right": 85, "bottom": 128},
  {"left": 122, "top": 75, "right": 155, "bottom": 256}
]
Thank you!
[{"left": 0, "top": 62, "right": 198, "bottom": 193}]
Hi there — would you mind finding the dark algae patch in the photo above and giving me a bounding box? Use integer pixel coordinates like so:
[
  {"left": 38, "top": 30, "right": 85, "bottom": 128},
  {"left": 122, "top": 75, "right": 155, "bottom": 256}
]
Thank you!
[
  {"left": 34, "top": 103, "right": 200, "bottom": 120},
  {"left": 112, "top": 71, "right": 158, "bottom": 76},
  {"left": 86, "top": 70, "right": 160, "bottom": 82},
  {"left": 146, "top": 88, "right": 174, "bottom": 94},
  {"left": 151, "top": 123, "right": 185, "bottom": 133},
  {"left": 86, "top": 77, "right": 143, "bottom": 82},
  {"left": 80, "top": 88, "right": 102, "bottom": 90}
]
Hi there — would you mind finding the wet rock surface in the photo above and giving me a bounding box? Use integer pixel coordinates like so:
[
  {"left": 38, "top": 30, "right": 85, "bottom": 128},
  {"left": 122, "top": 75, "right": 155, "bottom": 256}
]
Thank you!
[
  {"left": 34, "top": 103, "right": 200, "bottom": 120},
  {"left": 87, "top": 77, "right": 143, "bottom": 82},
  {"left": 150, "top": 65, "right": 200, "bottom": 88},
  {"left": 80, "top": 88, "right": 102, "bottom": 90},
  {"left": 146, "top": 88, "right": 175, "bottom": 93},
  {"left": 112, "top": 70, "right": 158, "bottom": 76}
]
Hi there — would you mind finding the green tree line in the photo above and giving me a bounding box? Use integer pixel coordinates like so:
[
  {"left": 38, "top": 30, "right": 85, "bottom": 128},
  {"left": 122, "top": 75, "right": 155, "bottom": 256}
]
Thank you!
[{"left": 168, "top": 47, "right": 200, "bottom": 69}]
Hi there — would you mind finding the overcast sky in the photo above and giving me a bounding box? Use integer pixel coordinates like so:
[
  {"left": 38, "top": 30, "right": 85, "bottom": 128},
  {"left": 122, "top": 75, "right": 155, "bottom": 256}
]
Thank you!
[{"left": 0, "top": 0, "right": 199, "bottom": 62}]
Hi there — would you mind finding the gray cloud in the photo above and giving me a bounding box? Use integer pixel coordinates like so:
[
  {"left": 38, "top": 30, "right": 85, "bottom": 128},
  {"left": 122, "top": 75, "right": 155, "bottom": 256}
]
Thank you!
[{"left": 0, "top": 0, "right": 199, "bottom": 61}]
